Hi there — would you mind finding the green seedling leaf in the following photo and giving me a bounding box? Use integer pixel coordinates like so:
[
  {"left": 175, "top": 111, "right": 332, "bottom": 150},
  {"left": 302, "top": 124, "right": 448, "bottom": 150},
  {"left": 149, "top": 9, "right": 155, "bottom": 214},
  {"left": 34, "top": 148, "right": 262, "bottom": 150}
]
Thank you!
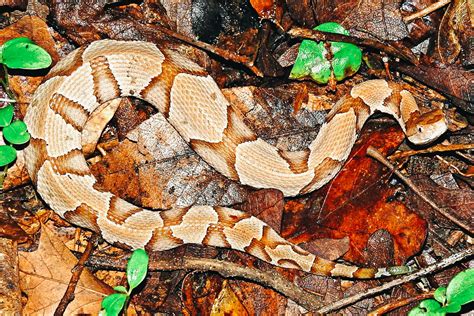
[
  {"left": 434, "top": 286, "right": 447, "bottom": 304},
  {"left": 1, "top": 37, "right": 52, "bottom": 69},
  {"left": 408, "top": 299, "right": 444, "bottom": 316},
  {"left": 290, "top": 22, "right": 362, "bottom": 84},
  {"left": 3, "top": 120, "right": 30, "bottom": 145},
  {"left": 101, "top": 293, "right": 127, "bottom": 316},
  {"left": 409, "top": 269, "right": 474, "bottom": 315},
  {"left": 113, "top": 285, "right": 128, "bottom": 294},
  {"left": 1, "top": 37, "right": 34, "bottom": 51},
  {"left": 0, "top": 145, "right": 16, "bottom": 166},
  {"left": 0, "top": 105, "right": 14, "bottom": 127},
  {"left": 126, "top": 249, "right": 149, "bottom": 292},
  {"left": 442, "top": 268, "right": 474, "bottom": 313}
]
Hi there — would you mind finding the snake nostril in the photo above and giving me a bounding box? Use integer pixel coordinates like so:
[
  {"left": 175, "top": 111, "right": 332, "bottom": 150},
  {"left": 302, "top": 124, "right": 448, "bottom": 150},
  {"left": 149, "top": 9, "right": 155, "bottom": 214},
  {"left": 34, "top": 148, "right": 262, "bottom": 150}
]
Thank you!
[{"left": 418, "top": 127, "right": 423, "bottom": 133}]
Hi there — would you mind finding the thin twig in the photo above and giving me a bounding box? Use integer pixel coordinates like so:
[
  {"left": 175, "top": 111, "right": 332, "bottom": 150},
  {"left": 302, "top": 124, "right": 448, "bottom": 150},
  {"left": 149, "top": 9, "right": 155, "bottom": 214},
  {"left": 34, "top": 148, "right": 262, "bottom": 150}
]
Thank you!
[
  {"left": 435, "top": 154, "right": 472, "bottom": 177},
  {"left": 54, "top": 234, "right": 99, "bottom": 316},
  {"left": 368, "top": 290, "right": 435, "bottom": 315},
  {"left": 0, "top": 98, "right": 16, "bottom": 103},
  {"left": 317, "top": 247, "right": 473, "bottom": 314},
  {"left": 389, "top": 143, "right": 474, "bottom": 160},
  {"left": 367, "top": 146, "right": 473, "bottom": 234},
  {"left": 153, "top": 24, "right": 263, "bottom": 77},
  {"left": 403, "top": 0, "right": 452, "bottom": 23},
  {"left": 287, "top": 27, "right": 419, "bottom": 65},
  {"left": 86, "top": 254, "right": 324, "bottom": 312}
]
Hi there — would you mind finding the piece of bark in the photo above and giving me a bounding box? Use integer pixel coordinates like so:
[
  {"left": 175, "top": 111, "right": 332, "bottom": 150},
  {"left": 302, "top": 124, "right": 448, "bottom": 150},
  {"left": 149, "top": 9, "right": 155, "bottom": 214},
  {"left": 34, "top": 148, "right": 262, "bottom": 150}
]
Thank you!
[{"left": 0, "top": 238, "right": 22, "bottom": 314}]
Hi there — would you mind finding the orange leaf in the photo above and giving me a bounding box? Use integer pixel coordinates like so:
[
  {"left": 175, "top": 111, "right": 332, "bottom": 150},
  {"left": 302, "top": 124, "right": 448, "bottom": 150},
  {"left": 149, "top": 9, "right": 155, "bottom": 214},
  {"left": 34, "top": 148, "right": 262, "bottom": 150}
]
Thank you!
[{"left": 284, "top": 124, "right": 427, "bottom": 265}]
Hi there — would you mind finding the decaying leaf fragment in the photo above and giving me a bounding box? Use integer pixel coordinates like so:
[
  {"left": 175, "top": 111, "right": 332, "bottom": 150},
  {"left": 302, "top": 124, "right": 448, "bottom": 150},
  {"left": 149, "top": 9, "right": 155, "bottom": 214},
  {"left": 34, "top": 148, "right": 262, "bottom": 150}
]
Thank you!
[
  {"left": 19, "top": 224, "right": 112, "bottom": 314},
  {"left": 437, "top": 0, "right": 474, "bottom": 65}
]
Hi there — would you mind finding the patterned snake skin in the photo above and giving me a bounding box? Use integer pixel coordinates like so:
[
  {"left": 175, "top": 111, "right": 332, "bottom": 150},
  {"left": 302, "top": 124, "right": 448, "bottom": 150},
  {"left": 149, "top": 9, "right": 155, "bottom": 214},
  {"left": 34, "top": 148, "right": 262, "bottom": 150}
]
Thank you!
[{"left": 24, "top": 40, "right": 448, "bottom": 278}]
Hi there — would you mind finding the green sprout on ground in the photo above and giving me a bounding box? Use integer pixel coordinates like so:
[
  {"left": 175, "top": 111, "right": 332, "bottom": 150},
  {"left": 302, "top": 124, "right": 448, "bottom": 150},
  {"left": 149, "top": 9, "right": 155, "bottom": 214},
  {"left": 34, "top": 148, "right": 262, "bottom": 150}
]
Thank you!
[
  {"left": 409, "top": 268, "right": 474, "bottom": 315},
  {"left": 0, "top": 37, "right": 52, "bottom": 186},
  {"left": 100, "top": 249, "right": 149, "bottom": 316},
  {"left": 290, "top": 22, "right": 362, "bottom": 84}
]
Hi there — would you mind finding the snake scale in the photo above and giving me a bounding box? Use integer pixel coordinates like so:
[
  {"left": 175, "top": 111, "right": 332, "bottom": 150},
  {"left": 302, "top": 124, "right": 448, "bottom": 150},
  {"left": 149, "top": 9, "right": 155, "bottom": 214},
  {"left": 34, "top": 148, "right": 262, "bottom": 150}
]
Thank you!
[{"left": 24, "top": 40, "right": 448, "bottom": 278}]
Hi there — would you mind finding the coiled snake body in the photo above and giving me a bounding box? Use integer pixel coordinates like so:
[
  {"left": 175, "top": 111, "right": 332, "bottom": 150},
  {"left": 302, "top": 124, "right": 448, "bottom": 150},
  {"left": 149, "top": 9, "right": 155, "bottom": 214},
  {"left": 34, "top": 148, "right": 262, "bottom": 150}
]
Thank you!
[{"left": 24, "top": 40, "right": 447, "bottom": 278}]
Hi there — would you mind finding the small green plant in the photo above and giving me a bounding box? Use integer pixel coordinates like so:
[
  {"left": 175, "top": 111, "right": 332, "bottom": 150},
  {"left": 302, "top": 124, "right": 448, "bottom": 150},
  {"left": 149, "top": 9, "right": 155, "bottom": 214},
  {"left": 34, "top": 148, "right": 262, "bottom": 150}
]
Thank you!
[
  {"left": 0, "top": 37, "right": 52, "bottom": 99},
  {"left": 409, "top": 268, "right": 474, "bottom": 315},
  {"left": 0, "top": 104, "right": 30, "bottom": 164},
  {"left": 0, "top": 37, "right": 52, "bottom": 185},
  {"left": 100, "top": 249, "right": 149, "bottom": 316},
  {"left": 290, "top": 22, "right": 362, "bottom": 84}
]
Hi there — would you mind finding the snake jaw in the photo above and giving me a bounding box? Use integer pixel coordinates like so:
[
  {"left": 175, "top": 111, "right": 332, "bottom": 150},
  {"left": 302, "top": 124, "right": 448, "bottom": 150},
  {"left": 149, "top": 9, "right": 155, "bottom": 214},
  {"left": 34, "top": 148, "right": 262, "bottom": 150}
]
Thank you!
[{"left": 407, "top": 111, "right": 448, "bottom": 145}]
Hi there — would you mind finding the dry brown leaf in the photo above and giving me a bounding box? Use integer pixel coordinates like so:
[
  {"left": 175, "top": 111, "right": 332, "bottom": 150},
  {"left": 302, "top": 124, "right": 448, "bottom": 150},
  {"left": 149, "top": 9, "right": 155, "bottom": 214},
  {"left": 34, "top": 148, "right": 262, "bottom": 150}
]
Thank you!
[
  {"left": 299, "top": 237, "right": 350, "bottom": 261},
  {"left": 182, "top": 273, "right": 223, "bottom": 315},
  {"left": 238, "top": 189, "right": 284, "bottom": 233},
  {"left": 210, "top": 280, "right": 249, "bottom": 316},
  {"left": 228, "top": 278, "right": 289, "bottom": 315},
  {"left": 410, "top": 175, "right": 473, "bottom": 229},
  {"left": 315, "top": 0, "right": 409, "bottom": 41},
  {"left": 19, "top": 223, "right": 112, "bottom": 315},
  {"left": 344, "top": 0, "right": 409, "bottom": 40},
  {"left": 437, "top": 0, "right": 473, "bottom": 65}
]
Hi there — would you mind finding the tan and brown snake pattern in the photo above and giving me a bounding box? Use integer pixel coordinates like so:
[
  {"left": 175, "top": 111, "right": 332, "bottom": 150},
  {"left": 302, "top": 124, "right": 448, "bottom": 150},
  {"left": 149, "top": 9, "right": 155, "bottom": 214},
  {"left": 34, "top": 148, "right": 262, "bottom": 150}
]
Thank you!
[{"left": 24, "top": 40, "right": 448, "bottom": 278}]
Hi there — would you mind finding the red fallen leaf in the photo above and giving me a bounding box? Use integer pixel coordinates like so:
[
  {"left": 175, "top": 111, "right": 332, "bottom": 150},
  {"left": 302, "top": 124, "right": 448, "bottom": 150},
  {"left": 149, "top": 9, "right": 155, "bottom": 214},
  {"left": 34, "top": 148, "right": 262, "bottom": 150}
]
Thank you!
[
  {"left": 249, "top": 0, "right": 283, "bottom": 25},
  {"left": 283, "top": 123, "right": 427, "bottom": 265}
]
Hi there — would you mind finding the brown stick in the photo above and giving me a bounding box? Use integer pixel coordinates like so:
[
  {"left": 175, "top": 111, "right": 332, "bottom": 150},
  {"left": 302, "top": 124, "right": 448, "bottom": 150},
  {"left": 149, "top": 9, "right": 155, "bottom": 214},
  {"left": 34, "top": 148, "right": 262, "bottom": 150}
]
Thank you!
[
  {"left": 287, "top": 27, "right": 419, "bottom": 65},
  {"left": 403, "top": 0, "right": 452, "bottom": 23},
  {"left": 54, "top": 234, "right": 99, "bottom": 316},
  {"left": 367, "top": 146, "right": 473, "bottom": 234},
  {"left": 86, "top": 253, "right": 324, "bottom": 311},
  {"left": 368, "top": 290, "right": 435, "bottom": 315},
  {"left": 389, "top": 143, "right": 474, "bottom": 160},
  {"left": 153, "top": 24, "right": 264, "bottom": 77},
  {"left": 317, "top": 246, "right": 473, "bottom": 314}
]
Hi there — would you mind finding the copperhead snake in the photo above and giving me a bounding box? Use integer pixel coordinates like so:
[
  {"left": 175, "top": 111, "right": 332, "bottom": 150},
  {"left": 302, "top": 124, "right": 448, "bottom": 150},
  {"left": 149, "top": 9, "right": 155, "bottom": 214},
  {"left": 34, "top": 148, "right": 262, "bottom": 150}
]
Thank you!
[{"left": 24, "top": 40, "right": 448, "bottom": 278}]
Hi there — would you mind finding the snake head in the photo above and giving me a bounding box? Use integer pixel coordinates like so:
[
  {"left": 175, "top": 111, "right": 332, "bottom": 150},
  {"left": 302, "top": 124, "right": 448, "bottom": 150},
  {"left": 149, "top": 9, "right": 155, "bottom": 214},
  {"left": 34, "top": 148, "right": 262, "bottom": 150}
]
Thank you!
[{"left": 406, "top": 109, "right": 448, "bottom": 145}]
